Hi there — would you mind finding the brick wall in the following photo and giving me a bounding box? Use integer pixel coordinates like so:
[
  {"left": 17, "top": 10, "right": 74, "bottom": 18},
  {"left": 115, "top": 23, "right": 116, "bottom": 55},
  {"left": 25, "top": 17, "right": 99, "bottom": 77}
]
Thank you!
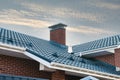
[
  {"left": 50, "top": 28, "right": 66, "bottom": 45},
  {"left": 0, "top": 54, "right": 51, "bottom": 79},
  {"left": 115, "top": 48, "right": 120, "bottom": 67},
  {"left": 0, "top": 54, "right": 83, "bottom": 80},
  {"left": 95, "top": 49, "right": 120, "bottom": 67},
  {"left": 51, "top": 70, "right": 65, "bottom": 80},
  {"left": 0, "top": 53, "right": 90, "bottom": 80},
  {"left": 95, "top": 54, "right": 115, "bottom": 66}
]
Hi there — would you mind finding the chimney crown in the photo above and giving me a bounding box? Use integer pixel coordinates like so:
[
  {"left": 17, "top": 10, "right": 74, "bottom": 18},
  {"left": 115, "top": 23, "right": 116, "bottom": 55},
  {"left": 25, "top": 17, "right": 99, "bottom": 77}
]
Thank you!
[{"left": 49, "top": 23, "right": 67, "bottom": 30}]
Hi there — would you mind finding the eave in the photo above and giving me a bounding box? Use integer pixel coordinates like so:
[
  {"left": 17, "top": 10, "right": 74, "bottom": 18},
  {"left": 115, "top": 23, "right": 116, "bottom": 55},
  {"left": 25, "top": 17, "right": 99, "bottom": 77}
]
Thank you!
[
  {"left": 75, "top": 45, "right": 118, "bottom": 58},
  {"left": 51, "top": 62, "right": 120, "bottom": 80}
]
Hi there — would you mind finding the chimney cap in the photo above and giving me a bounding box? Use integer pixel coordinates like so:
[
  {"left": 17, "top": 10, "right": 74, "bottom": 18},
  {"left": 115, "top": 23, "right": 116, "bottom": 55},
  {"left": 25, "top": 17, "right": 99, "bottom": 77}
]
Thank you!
[{"left": 49, "top": 23, "right": 67, "bottom": 30}]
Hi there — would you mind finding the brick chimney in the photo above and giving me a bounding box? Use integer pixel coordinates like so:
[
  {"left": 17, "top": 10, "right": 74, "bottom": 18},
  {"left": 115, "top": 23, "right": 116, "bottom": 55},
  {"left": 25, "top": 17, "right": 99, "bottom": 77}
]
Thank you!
[{"left": 49, "top": 23, "right": 67, "bottom": 45}]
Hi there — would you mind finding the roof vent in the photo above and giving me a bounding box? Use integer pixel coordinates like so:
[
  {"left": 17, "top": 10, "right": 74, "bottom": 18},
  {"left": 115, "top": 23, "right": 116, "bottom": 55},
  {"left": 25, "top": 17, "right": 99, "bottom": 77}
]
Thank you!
[
  {"left": 7, "top": 38, "right": 13, "bottom": 43},
  {"left": 52, "top": 52, "right": 59, "bottom": 57},
  {"left": 68, "top": 56, "right": 74, "bottom": 61},
  {"left": 80, "top": 59, "right": 86, "bottom": 63},
  {"left": 26, "top": 42, "right": 33, "bottom": 47}
]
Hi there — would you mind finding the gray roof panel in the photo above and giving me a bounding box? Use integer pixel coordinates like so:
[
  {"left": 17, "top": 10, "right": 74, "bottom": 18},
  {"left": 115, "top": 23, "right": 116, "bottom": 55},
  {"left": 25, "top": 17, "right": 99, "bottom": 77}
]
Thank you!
[{"left": 73, "top": 35, "right": 120, "bottom": 53}]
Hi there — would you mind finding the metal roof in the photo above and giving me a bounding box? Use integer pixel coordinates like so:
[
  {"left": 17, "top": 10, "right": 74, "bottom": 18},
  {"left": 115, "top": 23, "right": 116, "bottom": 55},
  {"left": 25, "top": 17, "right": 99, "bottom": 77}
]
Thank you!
[
  {"left": 0, "top": 27, "right": 120, "bottom": 76},
  {"left": 73, "top": 35, "right": 120, "bottom": 54}
]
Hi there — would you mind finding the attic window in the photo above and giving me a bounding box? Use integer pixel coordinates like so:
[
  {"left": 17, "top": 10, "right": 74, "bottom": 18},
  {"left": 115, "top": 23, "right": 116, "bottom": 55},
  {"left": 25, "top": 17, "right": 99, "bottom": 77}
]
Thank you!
[
  {"left": 7, "top": 38, "right": 13, "bottom": 43},
  {"left": 68, "top": 56, "right": 74, "bottom": 61},
  {"left": 52, "top": 52, "right": 59, "bottom": 57}
]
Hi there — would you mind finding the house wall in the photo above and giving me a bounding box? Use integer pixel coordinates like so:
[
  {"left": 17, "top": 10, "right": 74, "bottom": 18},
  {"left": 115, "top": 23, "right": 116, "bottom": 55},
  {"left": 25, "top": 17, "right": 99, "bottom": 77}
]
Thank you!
[
  {"left": 115, "top": 48, "right": 120, "bottom": 67},
  {"left": 0, "top": 54, "right": 51, "bottom": 79},
  {"left": 51, "top": 70, "right": 65, "bottom": 80},
  {"left": 0, "top": 54, "right": 82, "bottom": 80},
  {"left": 51, "top": 70, "right": 82, "bottom": 80},
  {"left": 95, "top": 54, "right": 115, "bottom": 66},
  {"left": 95, "top": 49, "right": 120, "bottom": 67}
]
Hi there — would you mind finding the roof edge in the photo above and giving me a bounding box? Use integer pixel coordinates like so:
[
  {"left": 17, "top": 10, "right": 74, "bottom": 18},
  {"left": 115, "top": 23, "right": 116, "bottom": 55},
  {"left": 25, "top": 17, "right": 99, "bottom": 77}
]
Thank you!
[
  {"left": 74, "top": 45, "right": 118, "bottom": 56},
  {"left": 24, "top": 51, "right": 51, "bottom": 68},
  {"left": 0, "top": 42, "right": 26, "bottom": 53},
  {"left": 51, "top": 62, "right": 120, "bottom": 80},
  {"left": 26, "top": 49, "right": 52, "bottom": 62},
  {"left": 0, "top": 42, "right": 51, "bottom": 68}
]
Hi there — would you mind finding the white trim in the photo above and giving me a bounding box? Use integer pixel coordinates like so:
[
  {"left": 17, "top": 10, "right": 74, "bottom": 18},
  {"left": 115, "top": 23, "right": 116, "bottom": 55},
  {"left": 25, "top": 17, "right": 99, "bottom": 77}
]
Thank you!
[
  {"left": 68, "top": 46, "right": 73, "bottom": 53},
  {"left": 116, "top": 67, "right": 120, "bottom": 71},
  {"left": 0, "top": 42, "right": 26, "bottom": 53},
  {"left": 39, "top": 63, "right": 55, "bottom": 71},
  {"left": 75, "top": 45, "right": 117, "bottom": 56},
  {"left": 106, "top": 49, "right": 114, "bottom": 53},
  {"left": 39, "top": 63, "right": 45, "bottom": 70},
  {"left": 117, "top": 45, "right": 120, "bottom": 48},
  {"left": 51, "top": 62, "right": 120, "bottom": 80},
  {"left": 24, "top": 52, "right": 51, "bottom": 68}
]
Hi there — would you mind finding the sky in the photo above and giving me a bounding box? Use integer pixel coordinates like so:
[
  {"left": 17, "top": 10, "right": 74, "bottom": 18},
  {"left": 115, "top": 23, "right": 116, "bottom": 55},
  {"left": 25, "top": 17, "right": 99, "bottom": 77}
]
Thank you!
[{"left": 0, "top": 0, "right": 120, "bottom": 46}]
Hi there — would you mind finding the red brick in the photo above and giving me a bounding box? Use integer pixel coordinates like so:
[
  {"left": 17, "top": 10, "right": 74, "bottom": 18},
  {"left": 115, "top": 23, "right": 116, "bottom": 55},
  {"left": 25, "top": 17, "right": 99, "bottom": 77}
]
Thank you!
[
  {"left": 95, "top": 54, "right": 115, "bottom": 66},
  {"left": 95, "top": 49, "right": 120, "bottom": 68},
  {"left": 115, "top": 48, "right": 120, "bottom": 67},
  {"left": 50, "top": 28, "right": 66, "bottom": 45},
  {"left": 51, "top": 70, "right": 65, "bottom": 80},
  {"left": 0, "top": 54, "right": 82, "bottom": 80},
  {"left": 0, "top": 54, "right": 51, "bottom": 79}
]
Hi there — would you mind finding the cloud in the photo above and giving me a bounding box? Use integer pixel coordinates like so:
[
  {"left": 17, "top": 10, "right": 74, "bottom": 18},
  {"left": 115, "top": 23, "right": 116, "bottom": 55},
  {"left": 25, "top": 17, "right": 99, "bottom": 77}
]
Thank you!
[
  {"left": 67, "top": 26, "right": 115, "bottom": 35},
  {"left": 0, "top": 9, "right": 52, "bottom": 28},
  {"left": 89, "top": 0, "right": 120, "bottom": 10},
  {"left": 21, "top": 2, "right": 104, "bottom": 23},
  {"left": 0, "top": 9, "right": 109, "bottom": 34},
  {"left": 0, "top": 9, "right": 38, "bottom": 17},
  {"left": 0, "top": 18, "right": 51, "bottom": 28}
]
